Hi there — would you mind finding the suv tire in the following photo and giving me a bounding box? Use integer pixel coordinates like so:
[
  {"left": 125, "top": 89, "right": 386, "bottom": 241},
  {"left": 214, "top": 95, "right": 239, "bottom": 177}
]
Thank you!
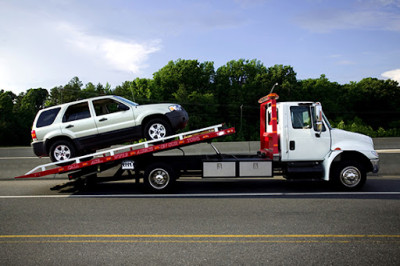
[
  {"left": 144, "top": 118, "right": 172, "bottom": 140},
  {"left": 49, "top": 140, "right": 76, "bottom": 163}
]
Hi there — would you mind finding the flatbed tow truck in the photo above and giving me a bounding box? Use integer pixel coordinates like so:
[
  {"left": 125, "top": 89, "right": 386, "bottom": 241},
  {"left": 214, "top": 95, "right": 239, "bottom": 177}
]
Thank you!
[{"left": 16, "top": 91, "right": 379, "bottom": 192}]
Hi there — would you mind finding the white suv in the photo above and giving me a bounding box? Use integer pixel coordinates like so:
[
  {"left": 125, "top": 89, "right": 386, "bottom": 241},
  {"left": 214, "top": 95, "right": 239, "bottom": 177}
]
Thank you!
[{"left": 31, "top": 95, "right": 188, "bottom": 162}]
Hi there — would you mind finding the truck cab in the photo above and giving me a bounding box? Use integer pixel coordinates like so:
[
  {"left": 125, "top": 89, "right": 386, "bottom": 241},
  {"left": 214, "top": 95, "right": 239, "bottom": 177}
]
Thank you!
[{"left": 260, "top": 93, "right": 379, "bottom": 189}]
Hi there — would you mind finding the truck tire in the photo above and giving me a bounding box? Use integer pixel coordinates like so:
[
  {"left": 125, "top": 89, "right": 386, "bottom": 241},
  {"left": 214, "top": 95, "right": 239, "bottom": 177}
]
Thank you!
[
  {"left": 331, "top": 160, "right": 366, "bottom": 190},
  {"left": 144, "top": 118, "right": 172, "bottom": 141},
  {"left": 49, "top": 140, "right": 76, "bottom": 164},
  {"left": 144, "top": 163, "right": 176, "bottom": 192}
]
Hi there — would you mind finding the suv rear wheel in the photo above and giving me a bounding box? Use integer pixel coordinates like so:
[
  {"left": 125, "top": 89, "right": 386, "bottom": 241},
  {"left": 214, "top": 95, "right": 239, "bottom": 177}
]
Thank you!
[{"left": 49, "top": 140, "right": 76, "bottom": 163}]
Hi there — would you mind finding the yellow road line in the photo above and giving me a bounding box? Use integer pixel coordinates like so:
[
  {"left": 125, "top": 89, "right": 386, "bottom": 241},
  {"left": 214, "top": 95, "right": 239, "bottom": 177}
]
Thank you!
[{"left": 0, "top": 240, "right": 355, "bottom": 244}]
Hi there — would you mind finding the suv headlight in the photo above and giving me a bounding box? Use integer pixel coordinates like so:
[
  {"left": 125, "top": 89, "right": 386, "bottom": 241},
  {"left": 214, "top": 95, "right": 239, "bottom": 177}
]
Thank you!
[{"left": 169, "top": 105, "right": 182, "bottom": 111}]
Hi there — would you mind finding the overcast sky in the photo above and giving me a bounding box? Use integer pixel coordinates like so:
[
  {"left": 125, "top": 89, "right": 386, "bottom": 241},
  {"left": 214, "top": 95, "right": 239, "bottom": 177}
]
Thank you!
[{"left": 1, "top": 0, "right": 399, "bottom": 94}]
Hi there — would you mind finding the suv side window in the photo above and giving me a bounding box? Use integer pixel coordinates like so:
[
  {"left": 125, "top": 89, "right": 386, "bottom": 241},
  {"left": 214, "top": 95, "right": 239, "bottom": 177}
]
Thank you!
[
  {"left": 62, "top": 102, "right": 91, "bottom": 122},
  {"left": 290, "top": 106, "right": 311, "bottom": 129},
  {"left": 93, "top": 99, "right": 128, "bottom": 116},
  {"left": 36, "top": 108, "right": 61, "bottom": 128}
]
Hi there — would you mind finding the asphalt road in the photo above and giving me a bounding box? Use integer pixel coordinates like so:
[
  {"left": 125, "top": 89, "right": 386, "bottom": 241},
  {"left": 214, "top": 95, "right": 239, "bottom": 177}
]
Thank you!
[{"left": 1, "top": 177, "right": 400, "bottom": 265}]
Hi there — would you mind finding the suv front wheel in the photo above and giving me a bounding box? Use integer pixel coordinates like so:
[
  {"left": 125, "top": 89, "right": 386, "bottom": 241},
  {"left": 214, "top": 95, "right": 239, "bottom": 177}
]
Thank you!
[
  {"left": 144, "top": 119, "right": 172, "bottom": 140},
  {"left": 49, "top": 140, "right": 76, "bottom": 163}
]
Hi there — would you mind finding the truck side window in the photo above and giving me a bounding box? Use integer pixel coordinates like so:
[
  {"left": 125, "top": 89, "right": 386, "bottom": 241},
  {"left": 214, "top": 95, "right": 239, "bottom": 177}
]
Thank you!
[
  {"left": 290, "top": 106, "right": 311, "bottom": 129},
  {"left": 63, "top": 102, "right": 91, "bottom": 122},
  {"left": 93, "top": 99, "right": 128, "bottom": 116}
]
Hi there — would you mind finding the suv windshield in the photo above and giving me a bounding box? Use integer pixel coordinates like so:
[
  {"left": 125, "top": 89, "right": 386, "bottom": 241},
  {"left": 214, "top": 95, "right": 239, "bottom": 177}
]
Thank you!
[{"left": 115, "top": 96, "right": 138, "bottom": 107}]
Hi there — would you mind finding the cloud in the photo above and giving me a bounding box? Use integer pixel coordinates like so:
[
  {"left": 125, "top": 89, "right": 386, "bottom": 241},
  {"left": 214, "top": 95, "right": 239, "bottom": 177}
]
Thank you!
[
  {"left": 296, "top": 5, "right": 400, "bottom": 33},
  {"left": 381, "top": 69, "right": 400, "bottom": 82},
  {"left": 58, "top": 23, "right": 161, "bottom": 75},
  {"left": 0, "top": 14, "right": 161, "bottom": 92},
  {"left": 357, "top": 0, "right": 400, "bottom": 8}
]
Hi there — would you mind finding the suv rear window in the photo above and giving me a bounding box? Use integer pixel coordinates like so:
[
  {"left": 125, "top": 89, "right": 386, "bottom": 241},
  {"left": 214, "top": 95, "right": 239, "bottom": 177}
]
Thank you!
[
  {"left": 36, "top": 108, "right": 61, "bottom": 128},
  {"left": 63, "top": 102, "right": 91, "bottom": 122}
]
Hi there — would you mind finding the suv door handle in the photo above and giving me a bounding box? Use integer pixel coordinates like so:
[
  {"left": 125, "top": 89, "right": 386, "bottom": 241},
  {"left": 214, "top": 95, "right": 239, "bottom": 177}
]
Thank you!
[
  {"left": 99, "top": 118, "right": 107, "bottom": 122},
  {"left": 65, "top": 125, "right": 74, "bottom": 129}
]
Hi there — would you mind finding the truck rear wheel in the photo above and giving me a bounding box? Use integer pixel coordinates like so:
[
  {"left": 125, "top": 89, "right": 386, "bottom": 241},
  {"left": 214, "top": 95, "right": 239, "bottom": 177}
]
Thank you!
[
  {"left": 144, "top": 163, "right": 176, "bottom": 192},
  {"left": 332, "top": 160, "right": 366, "bottom": 190}
]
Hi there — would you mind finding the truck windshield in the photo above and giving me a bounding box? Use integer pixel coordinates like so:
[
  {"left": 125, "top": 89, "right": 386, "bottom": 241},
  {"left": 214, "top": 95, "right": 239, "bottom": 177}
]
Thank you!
[{"left": 323, "top": 113, "right": 332, "bottom": 129}]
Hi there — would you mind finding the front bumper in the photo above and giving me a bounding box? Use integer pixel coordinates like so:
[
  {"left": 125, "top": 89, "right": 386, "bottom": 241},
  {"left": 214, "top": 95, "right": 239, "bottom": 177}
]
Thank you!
[
  {"left": 370, "top": 159, "right": 379, "bottom": 173},
  {"left": 166, "top": 110, "right": 189, "bottom": 130}
]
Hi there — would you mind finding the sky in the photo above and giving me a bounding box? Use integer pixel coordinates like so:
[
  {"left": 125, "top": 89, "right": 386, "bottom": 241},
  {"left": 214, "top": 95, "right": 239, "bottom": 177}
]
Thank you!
[{"left": 0, "top": 0, "right": 399, "bottom": 94}]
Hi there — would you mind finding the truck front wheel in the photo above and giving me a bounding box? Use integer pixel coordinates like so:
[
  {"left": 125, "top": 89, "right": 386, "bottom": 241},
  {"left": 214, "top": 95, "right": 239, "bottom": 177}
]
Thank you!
[
  {"left": 332, "top": 161, "right": 366, "bottom": 190},
  {"left": 144, "top": 163, "right": 176, "bottom": 192}
]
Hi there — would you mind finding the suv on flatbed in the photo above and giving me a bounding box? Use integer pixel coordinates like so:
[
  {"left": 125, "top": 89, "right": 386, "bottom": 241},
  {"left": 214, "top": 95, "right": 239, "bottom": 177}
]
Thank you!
[{"left": 31, "top": 95, "right": 188, "bottom": 162}]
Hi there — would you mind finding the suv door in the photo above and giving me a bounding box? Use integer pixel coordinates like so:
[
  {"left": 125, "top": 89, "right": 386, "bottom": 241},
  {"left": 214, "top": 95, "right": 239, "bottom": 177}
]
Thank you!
[
  {"left": 61, "top": 101, "right": 98, "bottom": 140},
  {"left": 91, "top": 98, "right": 136, "bottom": 138}
]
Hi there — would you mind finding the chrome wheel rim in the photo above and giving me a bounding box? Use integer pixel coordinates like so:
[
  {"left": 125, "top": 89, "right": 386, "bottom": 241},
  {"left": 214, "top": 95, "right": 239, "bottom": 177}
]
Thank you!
[
  {"left": 148, "top": 168, "right": 170, "bottom": 190},
  {"left": 148, "top": 123, "right": 166, "bottom": 139},
  {"left": 53, "top": 144, "right": 71, "bottom": 161},
  {"left": 340, "top": 166, "right": 361, "bottom": 187}
]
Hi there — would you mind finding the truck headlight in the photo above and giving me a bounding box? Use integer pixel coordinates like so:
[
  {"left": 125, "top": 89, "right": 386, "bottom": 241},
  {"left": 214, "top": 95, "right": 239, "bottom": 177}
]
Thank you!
[
  {"left": 371, "top": 151, "right": 379, "bottom": 158},
  {"left": 169, "top": 105, "right": 182, "bottom": 111}
]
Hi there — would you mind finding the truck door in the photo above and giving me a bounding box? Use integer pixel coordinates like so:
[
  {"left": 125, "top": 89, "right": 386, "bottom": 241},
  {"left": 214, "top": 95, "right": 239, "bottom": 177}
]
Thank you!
[{"left": 283, "top": 105, "right": 330, "bottom": 161}]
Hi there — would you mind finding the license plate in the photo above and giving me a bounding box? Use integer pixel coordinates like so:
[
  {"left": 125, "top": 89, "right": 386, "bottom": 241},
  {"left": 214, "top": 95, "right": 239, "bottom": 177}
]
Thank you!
[{"left": 122, "top": 160, "right": 135, "bottom": 170}]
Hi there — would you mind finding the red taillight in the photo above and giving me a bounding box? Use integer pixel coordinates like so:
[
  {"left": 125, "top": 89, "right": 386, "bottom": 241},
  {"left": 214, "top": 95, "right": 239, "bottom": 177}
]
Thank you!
[{"left": 31, "top": 130, "right": 37, "bottom": 141}]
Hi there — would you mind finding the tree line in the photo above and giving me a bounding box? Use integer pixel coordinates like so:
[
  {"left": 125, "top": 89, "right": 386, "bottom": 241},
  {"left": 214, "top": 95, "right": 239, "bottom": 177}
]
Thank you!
[{"left": 1, "top": 59, "right": 400, "bottom": 146}]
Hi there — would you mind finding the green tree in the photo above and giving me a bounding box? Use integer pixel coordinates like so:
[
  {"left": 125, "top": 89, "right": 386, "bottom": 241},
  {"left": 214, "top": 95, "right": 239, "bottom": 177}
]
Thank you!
[
  {"left": 298, "top": 75, "right": 344, "bottom": 120},
  {"left": 12, "top": 88, "right": 49, "bottom": 145},
  {"left": 259, "top": 64, "right": 298, "bottom": 100},
  {"left": 344, "top": 78, "right": 400, "bottom": 129},
  {"left": 215, "top": 59, "right": 288, "bottom": 140},
  {"left": 153, "top": 59, "right": 215, "bottom": 101},
  {"left": 0, "top": 91, "right": 17, "bottom": 145},
  {"left": 152, "top": 59, "right": 216, "bottom": 131},
  {"left": 114, "top": 78, "right": 154, "bottom": 104}
]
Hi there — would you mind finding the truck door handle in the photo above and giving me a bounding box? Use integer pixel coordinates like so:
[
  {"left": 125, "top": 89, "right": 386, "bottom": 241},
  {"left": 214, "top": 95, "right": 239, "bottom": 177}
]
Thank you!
[
  {"left": 65, "top": 125, "right": 74, "bottom": 129},
  {"left": 99, "top": 118, "right": 107, "bottom": 122},
  {"left": 289, "top": 141, "right": 295, "bottom": 150}
]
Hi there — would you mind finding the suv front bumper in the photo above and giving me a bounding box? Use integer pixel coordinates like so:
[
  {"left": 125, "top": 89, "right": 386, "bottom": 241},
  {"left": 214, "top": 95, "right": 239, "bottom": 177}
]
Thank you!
[{"left": 166, "top": 110, "right": 189, "bottom": 130}]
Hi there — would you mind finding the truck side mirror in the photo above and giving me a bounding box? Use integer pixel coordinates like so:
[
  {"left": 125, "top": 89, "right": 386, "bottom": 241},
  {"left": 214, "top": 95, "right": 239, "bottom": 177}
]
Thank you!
[{"left": 314, "top": 102, "right": 323, "bottom": 133}]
